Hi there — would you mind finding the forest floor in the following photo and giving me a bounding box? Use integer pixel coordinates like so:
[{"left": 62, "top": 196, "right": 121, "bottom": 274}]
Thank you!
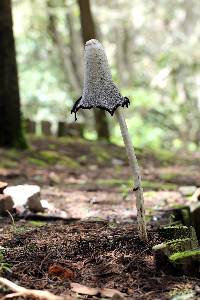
[{"left": 0, "top": 136, "right": 200, "bottom": 300}]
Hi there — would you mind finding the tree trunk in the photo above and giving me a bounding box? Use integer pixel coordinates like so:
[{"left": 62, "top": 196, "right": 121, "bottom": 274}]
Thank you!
[
  {"left": 46, "top": 0, "right": 81, "bottom": 95},
  {"left": 65, "top": 10, "right": 83, "bottom": 86},
  {"left": 77, "top": 0, "right": 110, "bottom": 141},
  {"left": 0, "top": 0, "right": 26, "bottom": 148}
]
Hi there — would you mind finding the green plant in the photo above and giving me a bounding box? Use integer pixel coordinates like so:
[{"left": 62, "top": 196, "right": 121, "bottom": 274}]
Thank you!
[{"left": 0, "top": 249, "right": 11, "bottom": 274}]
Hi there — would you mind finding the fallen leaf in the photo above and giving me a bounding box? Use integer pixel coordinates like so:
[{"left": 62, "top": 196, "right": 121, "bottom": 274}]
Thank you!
[
  {"left": 100, "top": 287, "right": 125, "bottom": 298},
  {"left": 70, "top": 283, "right": 126, "bottom": 298},
  {"left": 70, "top": 282, "right": 98, "bottom": 296},
  {"left": 48, "top": 264, "right": 74, "bottom": 280}
]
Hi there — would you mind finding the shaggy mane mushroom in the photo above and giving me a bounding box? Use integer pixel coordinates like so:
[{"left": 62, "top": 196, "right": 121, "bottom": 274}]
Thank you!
[{"left": 71, "top": 39, "right": 147, "bottom": 241}]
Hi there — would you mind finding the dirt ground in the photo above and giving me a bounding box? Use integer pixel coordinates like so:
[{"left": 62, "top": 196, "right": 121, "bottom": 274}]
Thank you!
[
  {"left": 1, "top": 220, "right": 200, "bottom": 300},
  {"left": 0, "top": 137, "right": 200, "bottom": 299}
]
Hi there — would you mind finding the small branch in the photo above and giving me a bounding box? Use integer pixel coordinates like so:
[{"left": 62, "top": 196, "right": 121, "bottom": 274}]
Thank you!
[
  {"left": 0, "top": 277, "right": 73, "bottom": 300},
  {"left": 6, "top": 211, "right": 15, "bottom": 230}
]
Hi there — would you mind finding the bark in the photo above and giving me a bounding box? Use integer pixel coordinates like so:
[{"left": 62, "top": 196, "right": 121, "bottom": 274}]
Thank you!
[
  {"left": 115, "top": 28, "right": 125, "bottom": 87},
  {"left": 65, "top": 10, "right": 83, "bottom": 86},
  {"left": 77, "top": 0, "right": 110, "bottom": 141},
  {"left": 46, "top": 0, "right": 81, "bottom": 95},
  {"left": 0, "top": 0, "right": 26, "bottom": 148}
]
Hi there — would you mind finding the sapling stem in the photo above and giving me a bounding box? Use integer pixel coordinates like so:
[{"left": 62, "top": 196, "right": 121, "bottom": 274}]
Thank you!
[{"left": 115, "top": 108, "right": 147, "bottom": 241}]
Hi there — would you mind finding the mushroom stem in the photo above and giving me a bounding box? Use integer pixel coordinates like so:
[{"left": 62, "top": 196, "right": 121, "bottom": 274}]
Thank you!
[{"left": 115, "top": 108, "right": 147, "bottom": 241}]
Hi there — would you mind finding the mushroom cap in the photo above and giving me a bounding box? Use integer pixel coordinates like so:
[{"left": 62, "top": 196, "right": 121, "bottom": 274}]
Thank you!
[{"left": 71, "top": 39, "right": 130, "bottom": 119}]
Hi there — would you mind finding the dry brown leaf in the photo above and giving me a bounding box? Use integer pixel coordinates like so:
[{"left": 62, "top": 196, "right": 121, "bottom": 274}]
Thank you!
[
  {"left": 100, "top": 287, "right": 125, "bottom": 298},
  {"left": 48, "top": 264, "right": 74, "bottom": 280},
  {"left": 70, "top": 282, "right": 125, "bottom": 298},
  {"left": 70, "top": 282, "right": 98, "bottom": 296}
]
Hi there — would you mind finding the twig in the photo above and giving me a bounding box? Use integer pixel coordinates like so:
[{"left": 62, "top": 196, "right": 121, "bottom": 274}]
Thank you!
[
  {"left": 0, "top": 277, "right": 73, "bottom": 300},
  {"left": 6, "top": 211, "right": 15, "bottom": 230}
]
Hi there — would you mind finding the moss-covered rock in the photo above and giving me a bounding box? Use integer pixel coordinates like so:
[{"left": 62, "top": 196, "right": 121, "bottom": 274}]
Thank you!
[
  {"left": 57, "top": 156, "right": 79, "bottom": 169},
  {"left": 159, "top": 225, "right": 191, "bottom": 240},
  {"left": 153, "top": 238, "right": 196, "bottom": 257},
  {"left": 153, "top": 238, "right": 195, "bottom": 267},
  {"left": 169, "top": 249, "right": 200, "bottom": 262},
  {"left": 169, "top": 249, "right": 200, "bottom": 276},
  {"left": 38, "top": 150, "right": 60, "bottom": 163},
  {"left": 153, "top": 238, "right": 199, "bottom": 275}
]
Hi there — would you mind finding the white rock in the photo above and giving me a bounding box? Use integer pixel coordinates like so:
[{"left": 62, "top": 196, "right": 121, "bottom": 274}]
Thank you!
[
  {"left": 4, "top": 185, "right": 44, "bottom": 213},
  {"left": 191, "top": 188, "right": 200, "bottom": 202},
  {"left": 179, "top": 186, "right": 197, "bottom": 196},
  {"left": 112, "top": 158, "right": 124, "bottom": 165}
]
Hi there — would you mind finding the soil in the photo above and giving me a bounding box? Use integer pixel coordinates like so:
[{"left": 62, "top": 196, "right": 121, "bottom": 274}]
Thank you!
[
  {"left": 1, "top": 220, "right": 200, "bottom": 300},
  {"left": 0, "top": 137, "right": 200, "bottom": 299}
]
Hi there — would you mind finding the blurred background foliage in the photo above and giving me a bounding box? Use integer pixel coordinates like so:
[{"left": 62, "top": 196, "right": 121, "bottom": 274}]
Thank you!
[{"left": 13, "top": 0, "right": 200, "bottom": 150}]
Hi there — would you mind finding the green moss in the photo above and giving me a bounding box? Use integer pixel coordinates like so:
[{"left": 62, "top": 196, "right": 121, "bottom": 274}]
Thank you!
[
  {"left": 58, "top": 156, "right": 79, "bottom": 169},
  {"left": 167, "top": 238, "right": 192, "bottom": 253},
  {"left": 169, "top": 249, "right": 200, "bottom": 262},
  {"left": 15, "top": 226, "right": 30, "bottom": 233},
  {"left": 0, "top": 249, "right": 12, "bottom": 274},
  {"left": 59, "top": 136, "right": 86, "bottom": 145},
  {"left": 142, "top": 180, "right": 177, "bottom": 190},
  {"left": 159, "top": 225, "right": 190, "bottom": 240},
  {"left": 0, "top": 159, "right": 18, "bottom": 168},
  {"left": 5, "top": 149, "right": 19, "bottom": 160},
  {"left": 96, "top": 178, "right": 177, "bottom": 191},
  {"left": 159, "top": 173, "right": 177, "bottom": 181},
  {"left": 29, "top": 150, "right": 79, "bottom": 169},
  {"left": 169, "top": 288, "right": 194, "bottom": 299},
  {"left": 154, "top": 149, "right": 175, "bottom": 164},
  {"left": 29, "top": 221, "right": 46, "bottom": 227},
  {"left": 78, "top": 155, "right": 87, "bottom": 163},
  {"left": 91, "top": 145, "right": 111, "bottom": 163},
  {"left": 166, "top": 238, "right": 190, "bottom": 246},
  {"left": 28, "top": 157, "right": 48, "bottom": 167},
  {"left": 38, "top": 150, "right": 60, "bottom": 163},
  {"left": 48, "top": 144, "right": 56, "bottom": 150},
  {"left": 97, "top": 178, "right": 127, "bottom": 188},
  {"left": 153, "top": 238, "right": 192, "bottom": 255},
  {"left": 164, "top": 225, "right": 188, "bottom": 230}
]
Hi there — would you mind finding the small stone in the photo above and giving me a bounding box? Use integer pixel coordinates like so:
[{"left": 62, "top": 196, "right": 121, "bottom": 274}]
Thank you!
[
  {"left": 4, "top": 185, "right": 44, "bottom": 213},
  {"left": 191, "top": 188, "right": 200, "bottom": 202},
  {"left": 49, "top": 172, "right": 60, "bottom": 185},
  {"left": 112, "top": 158, "right": 124, "bottom": 165},
  {"left": 179, "top": 186, "right": 197, "bottom": 196},
  {"left": 0, "top": 194, "right": 14, "bottom": 214},
  {"left": 0, "top": 181, "right": 8, "bottom": 194}
]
